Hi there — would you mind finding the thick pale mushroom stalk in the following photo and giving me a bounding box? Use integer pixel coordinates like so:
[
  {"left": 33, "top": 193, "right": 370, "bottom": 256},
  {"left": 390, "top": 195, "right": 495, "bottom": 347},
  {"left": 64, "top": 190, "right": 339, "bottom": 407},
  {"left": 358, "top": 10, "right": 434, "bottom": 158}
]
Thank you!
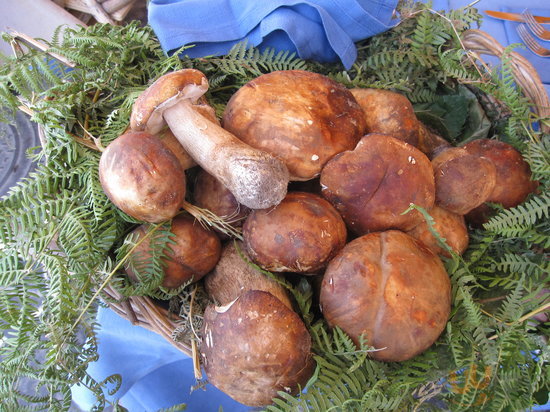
[{"left": 131, "top": 69, "right": 289, "bottom": 209}]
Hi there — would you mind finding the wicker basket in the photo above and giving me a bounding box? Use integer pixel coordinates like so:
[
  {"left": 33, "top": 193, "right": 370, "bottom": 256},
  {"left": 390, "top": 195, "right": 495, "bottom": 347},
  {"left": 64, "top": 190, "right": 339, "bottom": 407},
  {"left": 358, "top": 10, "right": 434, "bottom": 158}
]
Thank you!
[{"left": 100, "top": 28, "right": 550, "bottom": 359}]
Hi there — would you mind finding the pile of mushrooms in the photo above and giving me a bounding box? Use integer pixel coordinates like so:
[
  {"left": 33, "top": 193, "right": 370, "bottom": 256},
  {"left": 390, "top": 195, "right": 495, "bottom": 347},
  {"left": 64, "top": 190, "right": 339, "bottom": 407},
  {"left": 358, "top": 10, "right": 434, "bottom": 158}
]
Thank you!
[{"left": 98, "top": 69, "right": 537, "bottom": 407}]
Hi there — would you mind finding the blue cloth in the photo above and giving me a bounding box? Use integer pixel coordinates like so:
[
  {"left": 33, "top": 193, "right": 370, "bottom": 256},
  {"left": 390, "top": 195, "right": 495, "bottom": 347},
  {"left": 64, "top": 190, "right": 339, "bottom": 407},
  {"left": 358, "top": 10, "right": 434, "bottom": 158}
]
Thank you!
[
  {"left": 148, "top": 0, "right": 399, "bottom": 69},
  {"left": 71, "top": 306, "right": 251, "bottom": 411}
]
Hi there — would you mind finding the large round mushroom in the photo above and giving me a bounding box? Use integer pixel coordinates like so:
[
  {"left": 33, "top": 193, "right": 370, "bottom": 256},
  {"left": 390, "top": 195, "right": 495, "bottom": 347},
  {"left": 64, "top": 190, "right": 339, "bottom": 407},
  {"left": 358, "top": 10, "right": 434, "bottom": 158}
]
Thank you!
[
  {"left": 99, "top": 131, "right": 186, "bottom": 223},
  {"left": 200, "top": 290, "right": 315, "bottom": 407},
  {"left": 222, "top": 70, "right": 367, "bottom": 181},
  {"left": 243, "top": 191, "right": 347, "bottom": 273},
  {"left": 319, "top": 230, "right": 451, "bottom": 362},
  {"left": 320, "top": 133, "right": 435, "bottom": 235}
]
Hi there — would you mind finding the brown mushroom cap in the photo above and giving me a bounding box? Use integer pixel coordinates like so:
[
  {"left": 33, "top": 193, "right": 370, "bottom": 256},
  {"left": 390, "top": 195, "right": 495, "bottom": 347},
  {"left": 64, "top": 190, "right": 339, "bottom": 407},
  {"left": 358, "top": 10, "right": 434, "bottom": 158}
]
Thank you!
[
  {"left": 130, "top": 68, "right": 208, "bottom": 134},
  {"left": 319, "top": 230, "right": 451, "bottom": 362},
  {"left": 222, "top": 70, "right": 367, "bottom": 181},
  {"left": 350, "top": 88, "right": 420, "bottom": 147},
  {"left": 406, "top": 205, "right": 469, "bottom": 257},
  {"left": 320, "top": 133, "right": 435, "bottom": 235},
  {"left": 431, "top": 147, "right": 497, "bottom": 215},
  {"left": 99, "top": 131, "right": 186, "bottom": 223},
  {"left": 200, "top": 290, "right": 315, "bottom": 407},
  {"left": 462, "top": 139, "right": 536, "bottom": 208},
  {"left": 204, "top": 241, "right": 293, "bottom": 309},
  {"left": 193, "top": 169, "right": 251, "bottom": 227},
  {"left": 125, "top": 214, "right": 221, "bottom": 289},
  {"left": 243, "top": 191, "right": 347, "bottom": 273}
]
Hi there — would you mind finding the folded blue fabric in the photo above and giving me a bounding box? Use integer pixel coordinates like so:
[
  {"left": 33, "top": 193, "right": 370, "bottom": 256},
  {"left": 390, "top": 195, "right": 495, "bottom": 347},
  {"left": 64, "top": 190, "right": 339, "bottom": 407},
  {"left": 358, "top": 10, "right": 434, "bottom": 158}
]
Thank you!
[{"left": 148, "top": 0, "right": 399, "bottom": 69}]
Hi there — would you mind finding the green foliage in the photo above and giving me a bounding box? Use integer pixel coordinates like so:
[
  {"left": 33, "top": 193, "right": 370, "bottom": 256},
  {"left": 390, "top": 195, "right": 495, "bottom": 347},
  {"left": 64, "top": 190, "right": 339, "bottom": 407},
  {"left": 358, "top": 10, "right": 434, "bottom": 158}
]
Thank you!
[{"left": 0, "top": 1, "right": 548, "bottom": 411}]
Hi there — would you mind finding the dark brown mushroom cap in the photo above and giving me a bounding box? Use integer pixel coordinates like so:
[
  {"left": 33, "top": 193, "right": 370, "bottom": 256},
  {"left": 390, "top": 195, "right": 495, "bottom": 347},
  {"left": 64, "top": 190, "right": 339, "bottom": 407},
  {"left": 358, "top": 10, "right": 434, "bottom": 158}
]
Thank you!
[
  {"left": 243, "top": 191, "right": 347, "bottom": 273},
  {"left": 462, "top": 139, "right": 536, "bottom": 208},
  {"left": 350, "top": 88, "right": 420, "bottom": 147},
  {"left": 193, "top": 169, "right": 251, "bottom": 227},
  {"left": 99, "top": 131, "right": 186, "bottom": 223},
  {"left": 204, "top": 241, "right": 293, "bottom": 309},
  {"left": 406, "top": 205, "right": 469, "bottom": 257},
  {"left": 130, "top": 68, "right": 208, "bottom": 134},
  {"left": 319, "top": 230, "right": 451, "bottom": 362},
  {"left": 125, "top": 214, "right": 221, "bottom": 289},
  {"left": 222, "top": 70, "right": 366, "bottom": 181},
  {"left": 431, "top": 147, "right": 497, "bottom": 215},
  {"left": 200, "top": 290, "right": 315, "bottom": 407},
  {"left": 320, "top": 133, "right": 435, "bottom": 235}
]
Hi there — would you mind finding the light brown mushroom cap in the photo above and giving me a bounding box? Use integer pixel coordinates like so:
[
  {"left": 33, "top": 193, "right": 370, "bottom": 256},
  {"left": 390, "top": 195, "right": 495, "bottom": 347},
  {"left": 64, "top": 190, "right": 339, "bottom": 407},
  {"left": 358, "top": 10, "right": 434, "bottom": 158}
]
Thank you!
[
  {"left": 130, "top": 68, "right": 209, "bottom": 134},
  {"left": 222, "top": 70, "right": 366, "bottom": 181},
  {"left": 99, "top": 131, "right": 186, "bottom": 223}
]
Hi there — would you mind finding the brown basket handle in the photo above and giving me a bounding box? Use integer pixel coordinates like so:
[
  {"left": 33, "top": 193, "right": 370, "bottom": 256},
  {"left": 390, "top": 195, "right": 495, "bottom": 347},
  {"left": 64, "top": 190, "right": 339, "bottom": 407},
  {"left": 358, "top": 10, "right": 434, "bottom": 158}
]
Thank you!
[{"left": 462, "top": 29, "right": 550, "bottom": 133}]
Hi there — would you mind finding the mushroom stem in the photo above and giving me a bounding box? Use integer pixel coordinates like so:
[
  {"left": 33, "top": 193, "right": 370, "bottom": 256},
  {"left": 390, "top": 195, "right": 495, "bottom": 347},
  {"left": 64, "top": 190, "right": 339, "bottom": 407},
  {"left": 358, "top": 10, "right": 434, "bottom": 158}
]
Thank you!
[{"left": 163, "top": 99, "right": 289, "bottom": 209}]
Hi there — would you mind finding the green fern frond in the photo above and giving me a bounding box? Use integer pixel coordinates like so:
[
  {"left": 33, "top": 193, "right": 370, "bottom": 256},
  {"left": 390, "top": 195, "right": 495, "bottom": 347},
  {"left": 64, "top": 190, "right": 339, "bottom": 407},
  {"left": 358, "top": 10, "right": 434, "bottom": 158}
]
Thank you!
[{"left": 483, "top": 193, "right": 550, "bottom": 231}]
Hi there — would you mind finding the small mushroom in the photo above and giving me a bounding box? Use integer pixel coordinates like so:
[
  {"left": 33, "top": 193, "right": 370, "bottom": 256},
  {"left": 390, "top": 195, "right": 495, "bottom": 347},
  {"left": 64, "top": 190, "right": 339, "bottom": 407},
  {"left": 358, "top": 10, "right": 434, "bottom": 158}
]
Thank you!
[
  {"left": 350, "top": 88, "right": 420, "bottom": 147},
  {"left": 406, "top": 205, "right": 469, "bottom": 257},
  {"left": 320, "top": 133, "right": 435, "bottom": 235},
  {"left": 243, "top": 191, "right": 347, "bottom": 274},
  {"left": 200, "top": 290, "right": 315, "bottom": 407},
  {"left": 99, "top": 131, "right": 186, "bottom": 223},
  {"left": 125, "top": 214, "right": 222, "bottom": 289},
  {"left": 461, "top": 139, "right": 538, "bottom": 225},
  {"left": 320, "top": 230, "right": 451, "bottom": 362},
  {"left": 130, "top": 69, "right": 289, "bottom": 209},
  {"left": 431, "top": 146, "right": 497, "bottom": 215},
  {"left": 222, "top": 70, "right": 366, "bottom": 181},
  {"left": 204, "top": 241, "right": 293, "bottom": 309},
  {"left": 193, "top": 169, "right": 251, "bottom": 231}
]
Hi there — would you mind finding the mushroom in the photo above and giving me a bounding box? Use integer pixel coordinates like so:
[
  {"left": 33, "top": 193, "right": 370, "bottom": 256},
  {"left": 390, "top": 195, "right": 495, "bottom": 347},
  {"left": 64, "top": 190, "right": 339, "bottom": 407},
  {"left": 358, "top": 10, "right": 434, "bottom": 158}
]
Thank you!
[
  {"left": 350, "top": 88, "right": 420, "bottom": 147},
  {"left": 204, "top": 241, "right": 293, "bottom": 309},
  {"left": 125, "top": 214, "right": 222, "bottom": 289},
  {"left": 320, "top": 133, "right": 435, "bottom": 235},
  {"left": 431, "top": 146, "right": 497, "bottom": 215},
  {"left": 99, "top": 131, "right": 186, "bottom": 223},
  {"left": 406, "top": 205, "right": 469, "bottom": 257},
  {"left": 200, "top": 290, "right": 315, "bottom": 406},
  {"left": 222, "top": 70, "right": 366, "bottom": 181},
  {"left": 319, "top": 230, "right": 451, "bottom": 362},
  {"left": 193, "top": 169, "right": 251, "bottom": 232},
  {"left": 461, "top": 139, "right": 538, "bottom": 225},
  {"left": 242, "top": 191, "right": 347, "bottom": 274},
  {"left": 130, "top": 68, "right": 289, "bottom": 209}
]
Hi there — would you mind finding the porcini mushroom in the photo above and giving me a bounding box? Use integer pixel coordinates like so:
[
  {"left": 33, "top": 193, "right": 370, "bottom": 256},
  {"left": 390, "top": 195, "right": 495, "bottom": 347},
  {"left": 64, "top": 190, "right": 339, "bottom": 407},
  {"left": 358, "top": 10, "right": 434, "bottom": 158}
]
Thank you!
[
  {"left": 204, "top": 241, "right": 293, "bottom": 309},
  {"left": 350, "top": 88, "right": 420, "bottom": 147},
  {"left": 320, "top": 133, "right": 435, "bottom": 235},
  {"left": 320, "top": 230, "right": 451, "bottom": 362},
  {"left": 243, "top": 191, "right": 347, "bottom": 274},
  {"left": 130, "top": 69, "right": 289, "bottom": 209},
  {"left": 125, "top": 214, "right": 222, "bottom": 289},
  {"left": 193, "top": 169, "right": 251, "bottom": 231},
  {"left": 461, "top": 139, "right": 537, "bottom": 225},
  {"left": 431, "top": 146, "right": 497, "bottom": 215},
  {"left": 406, "top": 205, "right": 469, "bottom": 257},
  {"left": 222, "top": 70, "right": 366, "bottom": 181},
  {"left": 200, "top": 290, "right": 315, "bottom": 406},
  {"left": 99, "top": 131, "right": 186, "bottom": 223}
]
